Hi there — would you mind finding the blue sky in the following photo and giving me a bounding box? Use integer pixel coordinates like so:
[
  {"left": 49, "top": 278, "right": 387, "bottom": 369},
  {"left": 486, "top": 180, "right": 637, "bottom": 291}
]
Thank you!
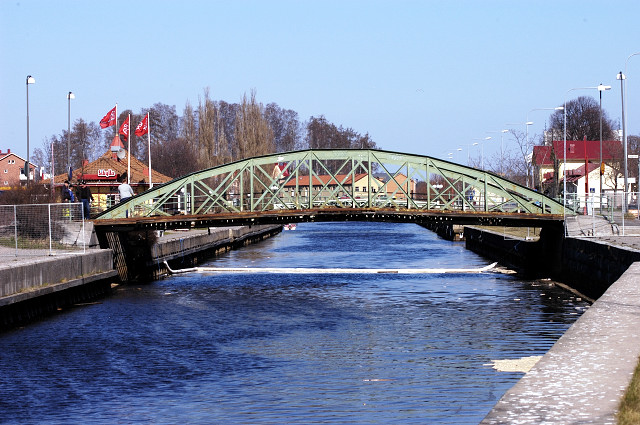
[{"left": 1, "top": 0, "right": 639, "bottom": 165}]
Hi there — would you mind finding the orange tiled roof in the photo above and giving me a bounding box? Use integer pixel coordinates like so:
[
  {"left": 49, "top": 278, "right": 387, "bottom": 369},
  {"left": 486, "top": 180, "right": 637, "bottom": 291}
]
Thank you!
[{"left": 54, "top": 149, "right": 172, "bottom": 185}]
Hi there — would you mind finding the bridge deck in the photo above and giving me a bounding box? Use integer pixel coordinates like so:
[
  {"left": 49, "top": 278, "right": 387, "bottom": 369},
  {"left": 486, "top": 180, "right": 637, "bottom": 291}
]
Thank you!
[{"left": 92, "top": 207, "right": 564, "bottom": 232}]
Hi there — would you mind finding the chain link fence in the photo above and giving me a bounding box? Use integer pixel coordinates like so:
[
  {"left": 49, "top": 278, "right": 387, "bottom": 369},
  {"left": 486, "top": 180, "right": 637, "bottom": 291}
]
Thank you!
[{"left": 0, "top": 203, "right": 87, "bottom": 257}]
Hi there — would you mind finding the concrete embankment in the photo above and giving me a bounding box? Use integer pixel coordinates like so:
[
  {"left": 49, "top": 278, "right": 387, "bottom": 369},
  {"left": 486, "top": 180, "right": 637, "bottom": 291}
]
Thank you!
[
  {"left": 0, "top": 249, "right": 118, "bottom": 330},
  {"left": 461, "top": 225, "right": 640, "bottom": 423},
  {"left": 481, "top": 261, "right": 640, "bottom": 424},
  {"left": 464, "top": 226, "right": 640, "bottom": 300}
]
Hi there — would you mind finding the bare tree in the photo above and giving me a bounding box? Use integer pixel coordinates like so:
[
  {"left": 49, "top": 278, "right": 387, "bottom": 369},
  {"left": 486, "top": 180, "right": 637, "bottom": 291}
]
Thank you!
[
  {"left": 153, "top": 137, "right": 199, "bottom": 178},
  {"left": 548, "top": 96, "right": 616, "bottom": 141},
  {"left": 234, "top": 90, "right": 274, "bottom": 160},
  {"left": 498, "top": 129, "right": 535, "bottom": 188},
  {"left": 197, "top": 88, "right": 218, "bottom": 169},
  {"left": 264, "top": 103, "right": 302, "bottom": 153}
]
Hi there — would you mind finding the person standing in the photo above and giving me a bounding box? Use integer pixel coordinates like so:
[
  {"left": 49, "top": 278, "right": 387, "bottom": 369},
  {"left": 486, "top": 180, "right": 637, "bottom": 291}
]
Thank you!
[
  {"left": 118, "top": 176, "right": 134, "bottom": 202},
  {"left": 78, "top": 180, "right": 93, "bottom": 219},
  {"left": 61, "top": 180, "right": 75, "bottom": 202},
  {"left": 118, "top": 176, "right": 135, "bottom": 217}
]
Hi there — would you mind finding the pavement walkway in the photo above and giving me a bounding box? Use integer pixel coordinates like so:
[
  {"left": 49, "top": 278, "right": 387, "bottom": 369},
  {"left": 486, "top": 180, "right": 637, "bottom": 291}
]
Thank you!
[{"left": 482, "top": 254, "right": 640, "bottom": 424}]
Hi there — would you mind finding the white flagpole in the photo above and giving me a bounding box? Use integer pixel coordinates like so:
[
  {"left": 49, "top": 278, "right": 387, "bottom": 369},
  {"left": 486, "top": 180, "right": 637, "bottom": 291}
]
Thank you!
[
  {"left": 127, "top": 113, "right": 131, "bottom": 184},
  {"left": 51, "top": 140, "right": 54, "bottom": 198},
  {"left": 147, "top": 112, "right": 152, "bottom": 188},
  {"left": 115, "top": 103, "right": 118, "bottom": 139}
]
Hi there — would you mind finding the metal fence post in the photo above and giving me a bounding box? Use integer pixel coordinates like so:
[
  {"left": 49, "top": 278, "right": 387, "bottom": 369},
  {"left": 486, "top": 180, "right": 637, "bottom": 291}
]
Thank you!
[
  {"left": 13, "top": 205, "right": 18, "bottom": 256},
  {"left": 82, "top": 211, "right": 86, "bottom": 253},
  {"left": 48, "top": 203, "right": 53, "bottom": 255}
]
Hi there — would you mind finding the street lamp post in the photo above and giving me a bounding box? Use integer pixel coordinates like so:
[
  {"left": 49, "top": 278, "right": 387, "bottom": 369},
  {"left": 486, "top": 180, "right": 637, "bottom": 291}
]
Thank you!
[
  {"left": 564, "top": 86, "right": 601, "bottom": 226},
  {"left": 619, "top": 52, "right": 640, "bottom": 213},
  {"left": 67, "top": 92, "right": 75, "bottom": 180},
  {"left": 26, "top": 75, "right": 35, "bottom": 186},
  {"left": 505, "top": 121, "right": 534, "bottom": 186},
  {"left": 597, "top": 84, "right": 611, "bottom": 210},
  {"left": 487, "top": 130, "right": 508, "bottom": 175},
  {"left": 525, "top": 107, "right": 564, "bottom": 187},
  {"left": 473, "top": 137, "right": 491, "bottom": 170},
  {"left": 462, "top": 142, "right": 479, "bottom": 166}
]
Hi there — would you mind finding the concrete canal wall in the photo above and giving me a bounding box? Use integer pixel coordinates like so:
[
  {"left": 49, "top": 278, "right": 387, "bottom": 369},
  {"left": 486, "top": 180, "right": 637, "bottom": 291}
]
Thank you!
[
  {"left": 464, "top": 226, "right": 640, "bottom": 300},
  {"left": 0, "top": 250, "right": 118, "bottom": 330}
]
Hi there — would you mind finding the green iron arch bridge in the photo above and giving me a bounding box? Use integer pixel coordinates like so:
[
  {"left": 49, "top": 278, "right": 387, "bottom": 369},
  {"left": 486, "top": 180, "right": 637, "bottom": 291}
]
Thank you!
[{"left": 93, "top": 149, "right": 568, "bottom": 232}]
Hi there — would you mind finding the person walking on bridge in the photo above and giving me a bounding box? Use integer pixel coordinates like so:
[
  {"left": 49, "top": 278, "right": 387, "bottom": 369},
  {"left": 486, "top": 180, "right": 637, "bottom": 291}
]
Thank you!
[{"left": 117, "top": 175, "right": 135, "bottom": 218}]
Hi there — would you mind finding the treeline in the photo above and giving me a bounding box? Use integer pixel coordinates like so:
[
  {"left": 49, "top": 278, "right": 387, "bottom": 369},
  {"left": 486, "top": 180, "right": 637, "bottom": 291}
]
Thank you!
[{"left": 33, "top": 88, "right": 377, "bottom": 179}]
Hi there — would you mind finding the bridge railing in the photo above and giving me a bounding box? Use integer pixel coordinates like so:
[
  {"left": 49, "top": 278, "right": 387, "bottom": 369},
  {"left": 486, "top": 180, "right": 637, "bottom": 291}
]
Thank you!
[{"left": 95, "top": 149, "right": 566, "bottom": 220}]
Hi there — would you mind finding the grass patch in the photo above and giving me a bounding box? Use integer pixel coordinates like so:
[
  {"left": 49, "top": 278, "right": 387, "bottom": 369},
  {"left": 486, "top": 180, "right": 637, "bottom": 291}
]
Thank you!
[
  {"left": 618, "top": 357, "right": 640, "bottom": 425},
  {"left": 475, "top": 226, "right": 541, "bottom": 240},
  {"left": 0, "top": 236, "right": 70, "bottom": 250}
]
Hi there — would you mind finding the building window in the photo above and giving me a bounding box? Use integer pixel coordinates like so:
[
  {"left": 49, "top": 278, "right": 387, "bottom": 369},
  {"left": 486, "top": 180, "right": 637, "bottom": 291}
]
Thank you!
[
  {"left": 3, "top": 170, "right": 7, "bottom": 174},
  {"left": 362, "top": 186, "right": 367, "bottom": 192},
  {"left": 3, "top": 181, "right": 7, "bottom": 185},
  {"left": 355, "top": 186, "right": 360, "bottom": 192},
  {"left": 8, "top": 159, "right": 15, "bottom": 164}
]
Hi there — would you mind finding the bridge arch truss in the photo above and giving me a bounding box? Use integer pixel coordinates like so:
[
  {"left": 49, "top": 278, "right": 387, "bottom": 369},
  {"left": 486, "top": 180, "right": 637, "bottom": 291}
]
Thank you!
[{"left": 95, "top": 149, "right": 565, "bottom": 220}]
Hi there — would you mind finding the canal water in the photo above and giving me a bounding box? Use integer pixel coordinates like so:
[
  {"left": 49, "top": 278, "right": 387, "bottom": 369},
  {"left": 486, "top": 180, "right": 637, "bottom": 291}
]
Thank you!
[{"left": 0, "top": 222, "right": 589, "bottom": 424}]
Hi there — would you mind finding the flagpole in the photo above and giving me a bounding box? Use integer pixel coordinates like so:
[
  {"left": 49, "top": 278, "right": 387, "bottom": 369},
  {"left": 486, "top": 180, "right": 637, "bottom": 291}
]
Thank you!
[
  {"left": 147, "top": 112, "right": 152, "bottom": 188},
  {"left": 127, "top": 113, "right": 131, "bottom": 185},
  {"left": 115, "top": 103, "right": 118, "bottom": 139}
]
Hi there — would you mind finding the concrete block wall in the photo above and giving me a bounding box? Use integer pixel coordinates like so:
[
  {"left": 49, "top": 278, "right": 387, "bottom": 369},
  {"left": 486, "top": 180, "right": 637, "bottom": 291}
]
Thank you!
[
  {"left": 464, "top": 225, "right": 640, "bottom": 299},
  {"left": 0, "top": 250, "right": 114, "bottom": 297}
]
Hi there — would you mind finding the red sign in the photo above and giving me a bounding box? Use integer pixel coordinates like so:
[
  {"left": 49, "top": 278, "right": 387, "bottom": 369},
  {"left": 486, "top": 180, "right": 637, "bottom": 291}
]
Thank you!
[{"left": 82, "top": 169, "right": 119, "bottom": 180}]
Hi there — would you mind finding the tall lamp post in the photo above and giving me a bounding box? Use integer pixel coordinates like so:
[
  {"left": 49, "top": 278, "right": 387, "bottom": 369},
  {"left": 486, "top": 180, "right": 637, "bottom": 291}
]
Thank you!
[
  {"left": 67, "top": 92, "right": 75, "bottom": 180},
  {"left": 505, "top": 121, "right": 534, "bottom": 186},
  {"left": 618, "top": 52, "right": 640, "bottom": 213},
  {"left": 473, "top": 137, "right": 492, "bottom": 170},
  {"left": 525, "top": 107, "right": 564, "bottom": 187},
  {"left": 597, "top": 84, "right": 611, "bottom": 208},
  {"left": 564, "top": 86, "right": 601, "bottom": 226},
  {"left": 461, "top": 142, "right": 479, "bottom": 166},
  {"left": 487, "top": 130, "right": 508, "bottom": 175},
  {"left": 26, "top": 75, "right": 35, "bottom": 186}
]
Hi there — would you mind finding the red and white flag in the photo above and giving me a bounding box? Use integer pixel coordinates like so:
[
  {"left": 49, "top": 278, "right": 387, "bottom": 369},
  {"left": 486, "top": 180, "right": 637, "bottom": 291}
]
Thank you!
[
  {"left": 135, "top": 114, "right": 149, "bottom": 136},
  {"left": 119, "top": 115, "right": 130, "bottom": 137},
  {"left": 99, "top": 106, "right": 117, "bottom": 128}
]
